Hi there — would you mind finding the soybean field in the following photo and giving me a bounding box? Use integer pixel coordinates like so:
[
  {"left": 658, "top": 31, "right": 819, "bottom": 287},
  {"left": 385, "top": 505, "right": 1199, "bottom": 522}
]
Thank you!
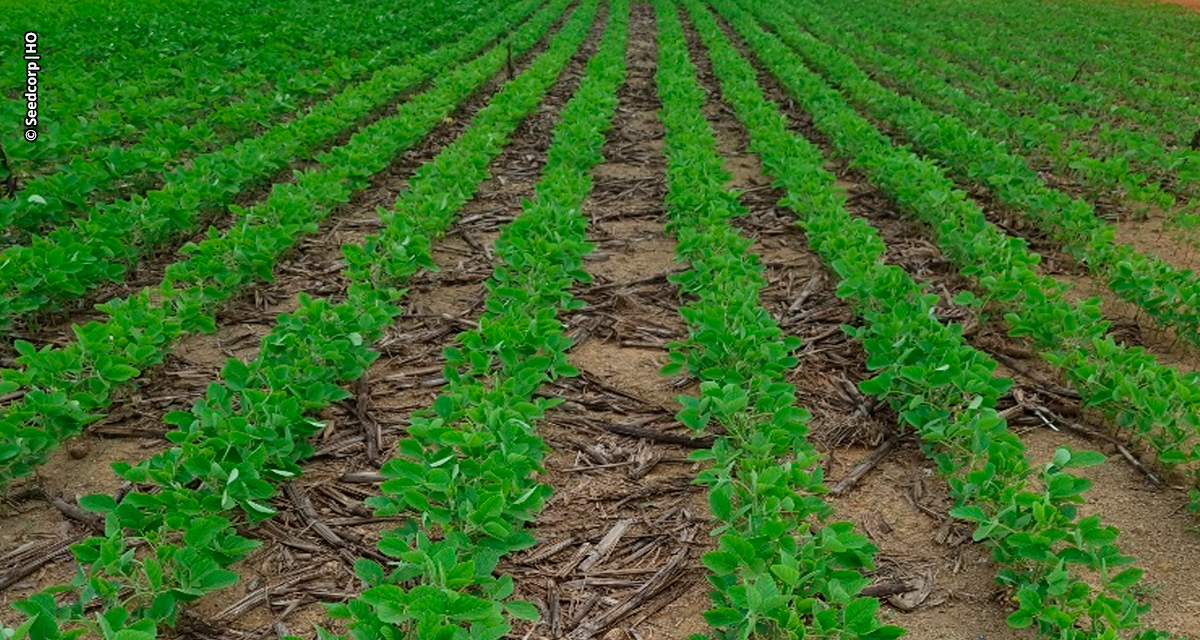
[{"left": 2, "top": 0, "right": 1200, "bottom": 638}]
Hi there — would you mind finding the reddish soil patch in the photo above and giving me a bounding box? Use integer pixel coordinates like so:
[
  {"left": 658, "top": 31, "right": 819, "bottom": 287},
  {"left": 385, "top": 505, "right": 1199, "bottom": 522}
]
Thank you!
[{"left": 1150, "top": 0, "right": 1200, "bottom": 11}]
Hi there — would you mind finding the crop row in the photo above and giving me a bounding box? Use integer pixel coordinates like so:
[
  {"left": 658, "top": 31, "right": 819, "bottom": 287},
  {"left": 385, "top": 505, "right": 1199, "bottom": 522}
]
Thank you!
[
  {"left": 728, "top": 0, "right": 1200, "bottom": 509},
  {"left": 821, "top": 1, "right": 1200, "bottom": 226},
  {"left": 653, "top": 2, "right": 900, "bottom": 637},
  {"left": 754, "top": 6, "right": 1200, "bottom": 351},
  {"left": 4, "top": 3, "right": 599, "bottom": 638},
  {"left": 875, "top": 0, "right": 1200, "bottom": 131},
  {"left": 808, "top": 0, "right": 1200, "bottom": 210},
  {"left": 780, "top": 1, "right": 1175, "bottom": 221},
  {"left": 0, "top": 0, "right": 560, "bottom": 492},
  {"left": 881, "top": 1, "right": 1200, "bottom": 147},
  {"left": 0, "top": 0, "right": 475, "bottom": 92},
  {"left": 1024, "top": 0, "right": 1200, "bottom": 71},
  {"left": 0, "top": 0, "right": 487, "bottom": 177},
  {"left": 691, "top": 0, "right": 1176, "bottom": 636},
  {"left": 0, "top": 0, "right": 550, "bottom": 328},
  {"left": 0, "top": 0, "right": 508, "bottom": 239},
  {"left": 983, "top": 0, "right": 1200, "bottom": 76},
  {"left": 322, "top": 6, "right": 628, "bottom": 635},
  {"left": 1, "top": 0, "right": 417, "bottom": 101}
]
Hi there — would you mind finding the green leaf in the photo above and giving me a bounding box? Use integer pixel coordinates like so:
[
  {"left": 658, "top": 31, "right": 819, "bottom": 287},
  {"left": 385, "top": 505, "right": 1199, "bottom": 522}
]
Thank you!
[
  {"left": 1109, "top": 567, "right": 1144, "bottom": 590},
  {"left": 701, "top": 551, "right": 740, "bottom": 575},
  {"left": 952, "top": 290, "right": 979, "bottom": 307},
  {"left": 770, "top": 564, "right": 801, "bottom": 586},
  {"left": 1062, "top": 449, "right": 1106, "bottom": 468},
  {"left": 482, "top": 520, "right": 511, "bottom": 539},
  {"left": 703, "top": 608, "right": 743, "bottom": 627},
  {"left": 844, "top": 597, "right": 879, "bottom": 632},
  {"left": 404, "top": 490, "right": 431, "bottom": 511},
  {"left": 112, "top": 631, "right": 155, "bottom": 640},
  {"left": 13, "top": 340, "right": 35, "bottom": 358},
  {"left": 79, "top": 494, "right": 118, "bottom": 513},
  {"left": 97, "top": 360, "right": 140, "bottom": 383},
  {"left": 433, "top": 395, "right": 455, "bottom": 418},
  {"left": 948, "top": 505, "right": 986, "bottom": 522},
  {"left": 1006, "top": 609, "right": 1034, "bottom": 629},
  {"left": 244, "top": 499, "right": 275, "bottom": 515},
  {"left": 164, "top": 411, "right": 195, "bottom": 428},
  {"left": 184, "top": 518, "right": 226, "bottom": 548},
  {"left": 709, "top": 485, "right": 732, "bottom": 521},
  {"left": 503, "top": 600, "right": 540, "bottom": 621},
  {"left": 354, "top": 559, "right": 384, "bottom": 587}
]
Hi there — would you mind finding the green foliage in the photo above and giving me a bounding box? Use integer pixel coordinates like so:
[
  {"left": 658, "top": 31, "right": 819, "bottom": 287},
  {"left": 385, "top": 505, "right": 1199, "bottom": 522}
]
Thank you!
[
  {"left": 323, "top": 4, "right": 629, "bottom": 637},
  {"left": 654, "top": 2, "right": 901, "bottom": 638},
  {"left": 690, "top": 0, "right": 1180, "bottom": 637},
  {"left": 0, "top": 0, "right": 557, "bottom": 492},
  {"left": 2, "top": 0, "right": 595, "bottom": 636},
  {"left": 762, "top": 3, "right": 1200, "bottom": 353},
  {"left": 0, "top": 0, "right": 509, "bottom": 238},
  {"left": 0, "top": 0, "right": 549, "bottom": 329},
  {"left": 780, "top": 0, "right": 1200, "bottom": 214},
  {"left": 734, "top": 0, "right": 1200, "bottom": 504}
]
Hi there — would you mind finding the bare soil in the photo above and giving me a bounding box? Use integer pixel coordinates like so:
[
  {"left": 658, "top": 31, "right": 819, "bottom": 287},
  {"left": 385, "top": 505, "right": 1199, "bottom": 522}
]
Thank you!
[{"left": 1148, "top": 0, "right": 1200, "bottom": 11}]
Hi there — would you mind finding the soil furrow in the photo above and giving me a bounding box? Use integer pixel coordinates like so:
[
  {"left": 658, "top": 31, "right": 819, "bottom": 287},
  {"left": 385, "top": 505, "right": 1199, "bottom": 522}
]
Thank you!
[
  {"left": 676, "top": 8, "right": 1038, "bottom": 638},
  {"left": 835, "top": 94, "right": 1200, "bottom": 370},
  {"left": 6, "top": 3, "right": 1200, "bottom": 640},
  {"left": 4, "top": 0, "right": 578, "bottom": 349},
  {"left": 694, "top": 6, "right": 1200, "bottom": 637},
  {"left": 504, "top": 6, "right": 714, "bottom": 639},
  {"left": 177, "top": 7, "right": 612, "bottom": 637},
  {"left": 0, "top": 3, "right": 596, "bottom": 623}
]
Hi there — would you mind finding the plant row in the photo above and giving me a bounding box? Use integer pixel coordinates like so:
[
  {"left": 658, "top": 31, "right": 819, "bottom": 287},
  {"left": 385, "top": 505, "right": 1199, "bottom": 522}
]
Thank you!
[
  {"left": 0, "top": 0, "right": 561, "bottom": 493},
  {"left": 781, "top": 0, "right": 1175, "bottom": 221},
  {"left": 0, "top": 0, "right": 509, "bottom": 240},
  {"left": 883, "top": 19, "right": 1200, "bottom": 221},
  {"left": 802, "top": 0, "right": 1200, "bottom": 208},
  {"left": 867, "top": 0, "right": 1200, "bottom": 131},
  {"left": 0, "top": 0, "right": 550, "bottom": 328},
  {"left": 753, "top": 5, "right": 1200, "bottom": 351},
  {"left": 862, "top": 0, "right": 1200, "bottom": 146},
  {"left": 974, "top": 0, "right": 1200, "bottom": 77},
  {"left": 691, "top": 1, "right": 1177, "bottom": 637},
  {"left": 0, "top": 0, "right": 489, "bottom": 173},
  {"left": 653, "top": 2, "right": 902, "bottom": 637},
  {"left": 3, "top": 3, "right": 600, "bottom": 637},
  {"left": 319, "top": 6, "right": 629, "bottom": 637},
  {"left": 725, "top": 0, "right": 1200, "bottom": 504},
  {"left": 1019, "top": 0, "right": 1200, "bottom": 71}
]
